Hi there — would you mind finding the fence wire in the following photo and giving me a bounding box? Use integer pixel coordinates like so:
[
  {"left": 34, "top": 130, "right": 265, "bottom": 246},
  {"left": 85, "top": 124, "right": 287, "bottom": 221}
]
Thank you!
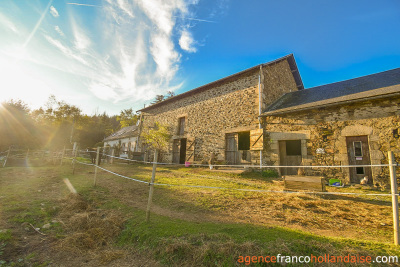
[
  {"left": 100, "top": 152, "right": 398, "bottom": 168},
  {"left": 73, "top": 159, "right": 398, "bottom": 197}
]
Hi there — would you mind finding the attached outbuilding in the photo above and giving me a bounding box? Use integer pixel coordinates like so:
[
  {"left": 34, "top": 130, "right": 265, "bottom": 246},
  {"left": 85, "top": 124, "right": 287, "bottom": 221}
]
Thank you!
[
  {"left": 260, "top": 68, "right": 400, "bottom": 186},
  {"left": 103, "top": 125, "right": 139, "bottom": 158}
]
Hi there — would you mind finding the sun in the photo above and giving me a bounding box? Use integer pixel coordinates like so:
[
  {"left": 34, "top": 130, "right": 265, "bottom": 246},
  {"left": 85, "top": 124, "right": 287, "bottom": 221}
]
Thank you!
[{"left": 0, "top": 51, "right": 51, "bottom": 107}]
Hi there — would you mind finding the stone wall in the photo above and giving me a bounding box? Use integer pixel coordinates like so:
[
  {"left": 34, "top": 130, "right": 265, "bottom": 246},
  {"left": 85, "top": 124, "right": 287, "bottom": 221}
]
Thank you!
[
  {"left": 263, "top": 96, "right": 400, "bottom": 186},
  {"left": 141, "top": 58, "right": 298, "bottom": 164}
]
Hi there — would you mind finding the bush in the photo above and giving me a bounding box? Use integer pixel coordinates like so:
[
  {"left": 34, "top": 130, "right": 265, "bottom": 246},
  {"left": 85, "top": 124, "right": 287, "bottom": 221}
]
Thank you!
[{"left": 262, "top": 169, "right": 279, "bottom": 178}]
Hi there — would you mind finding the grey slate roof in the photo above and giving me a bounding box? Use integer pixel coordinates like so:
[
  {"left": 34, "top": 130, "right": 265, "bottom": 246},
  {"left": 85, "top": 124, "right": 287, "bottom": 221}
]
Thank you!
[
  {"left": 104, "top": 125, "right": 138, "bottom": 142},
  {"left": 262, "top": 68, "right": 400, "bottom": 116}
]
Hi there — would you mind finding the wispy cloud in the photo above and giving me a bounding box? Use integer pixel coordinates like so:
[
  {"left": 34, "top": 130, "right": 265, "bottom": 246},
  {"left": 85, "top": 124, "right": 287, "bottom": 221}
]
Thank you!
[
  {"left": 50, "top": 6, "right": 59, "bottom": 17},
  {"left": 44, "top": 35, "right": 88, "bottom": 66},
  {"left": 23, "top": 0, "right": 53, "bottom": 49},
  {"left": 1, "top": 0, "right": 203, "bottom": 112},
  {"left": 70, "top": 18, "right": 91, "bottom": 51},
  {"left": 174, "top": 16, "right": 216, "bottom": 23},
  {"left": 0, "top": 13, "right": 19, "bottom": 34},
  {"left": 54, "top": 26, "right": 64, "bottom": 37},
  {"left": 179, "top": 29, "right": 197, "bottom": 53},
  {"left": 79, "top": 0, "right": 201, "bottom": 103},
  {"left": 66, "top": 3, "right": 102, "bottom": 7}
]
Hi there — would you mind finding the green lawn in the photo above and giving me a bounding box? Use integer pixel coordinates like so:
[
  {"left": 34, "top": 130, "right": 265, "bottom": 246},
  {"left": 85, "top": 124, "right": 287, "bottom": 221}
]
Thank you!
[{"left": 0, "top": 163, "right": 399, "bottom": 266}]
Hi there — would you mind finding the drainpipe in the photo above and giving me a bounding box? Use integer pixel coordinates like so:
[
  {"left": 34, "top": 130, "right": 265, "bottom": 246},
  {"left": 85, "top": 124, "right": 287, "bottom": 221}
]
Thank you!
[
  {"left": 137, "top": 112, "right": 143, "bottom": 152},
  {"left": 258, "top": 65, "right": 263, "bottom": 169}
]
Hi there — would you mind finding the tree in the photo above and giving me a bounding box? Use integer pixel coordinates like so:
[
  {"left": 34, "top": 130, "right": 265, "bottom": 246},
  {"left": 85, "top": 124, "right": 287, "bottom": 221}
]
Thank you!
[
  {"left": 0, "top": 99, "right": 39, "bottom": 150},
  {"left": 142, "top": 121, "right": 171, "bottom": 222},
  {"left": 151, "top": 95, "right": 165, "bottom": 104},
  {"left": 116, "top": 108, "right": 138, "bottom": 128},
  {"left": 141, "top": 122, "right": 171, "bottom": 151},
  {"left": 166, "top": 91, "right": 175, "bottom": 99}
]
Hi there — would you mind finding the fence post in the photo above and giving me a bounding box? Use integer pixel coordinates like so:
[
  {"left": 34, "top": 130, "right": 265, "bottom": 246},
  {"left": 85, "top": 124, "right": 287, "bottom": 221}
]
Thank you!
[
  {"left": 110, "top": 149, "right": 115, "bottom": 164},
  {"left": 146, "top": 149, "right": 158, "bottom": 222},
  {"left": 60, "top": 146, "right": 66, "bottom": 166},
  {"left": 72, "top": 146, "right": 78, "bottom": 175},
  {"left": 26, "top": 149, "right": 30, "bottom": 159},
  {"left": 388, "top": 151, "right": 399, "bottom": 246},
  {"left": 94, "top": 147, "right": 100, "bottom": 186},
  {"left": 3, "top": 147, "right": 11, "bottom": 168}
]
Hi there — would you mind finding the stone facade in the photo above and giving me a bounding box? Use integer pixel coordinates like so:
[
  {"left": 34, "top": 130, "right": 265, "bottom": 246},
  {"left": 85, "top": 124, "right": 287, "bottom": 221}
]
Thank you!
[
  {"left": 139, "top": 55, "right": 399, "bottom": 186},
  {"left": 140, "top": 57, "right": 299, "bottom": 164},
  {"left": 262, "top": 95, "right": 400, "bottom": 186}
]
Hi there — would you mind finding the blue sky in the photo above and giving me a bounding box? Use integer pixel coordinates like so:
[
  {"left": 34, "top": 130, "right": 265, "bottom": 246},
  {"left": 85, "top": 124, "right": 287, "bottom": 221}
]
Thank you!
[{"left": 0, "top": 0, "right": 399, "bottom": 115}]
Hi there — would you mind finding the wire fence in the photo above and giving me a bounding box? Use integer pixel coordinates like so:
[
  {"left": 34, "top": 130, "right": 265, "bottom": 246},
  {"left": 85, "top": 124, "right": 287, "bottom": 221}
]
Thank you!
[
  {"left": 73, "top": 159, "right": 397, "bottom": 197},
  {"left": 2, "top": 146, "right": 399, "bottom": 245}
]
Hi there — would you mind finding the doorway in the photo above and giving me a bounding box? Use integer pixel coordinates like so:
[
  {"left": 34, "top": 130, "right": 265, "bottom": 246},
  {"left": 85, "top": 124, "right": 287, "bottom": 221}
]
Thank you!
[
  {"left": 279, "top": 140, "right": 302, "bottom": 175},
  {"left": 172, "top": 138, "right": 187, "bottom": 164},
  {"left": 179, "top": 138, "right": 187, "bottom": 164},
  {"left": 225, "top": 132, "right": 251, "bottom": 165},
  {"left": 346, "top": 136, "right": 372, "bottom": 184}
]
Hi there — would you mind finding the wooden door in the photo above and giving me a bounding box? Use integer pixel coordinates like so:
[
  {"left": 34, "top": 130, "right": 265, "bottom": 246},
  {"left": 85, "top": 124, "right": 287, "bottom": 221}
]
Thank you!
[
  {"left": 226, "top": 133, "right": 239, "bottom": 165},
  {"left": 346, "top": 136, "right": 372, "bottom": 184},
  {"left": 172, "top": 139, "right": 180, "bottom": 164},
  {"left": 279, "top": 140, "right": 302, "bottom": 175}
]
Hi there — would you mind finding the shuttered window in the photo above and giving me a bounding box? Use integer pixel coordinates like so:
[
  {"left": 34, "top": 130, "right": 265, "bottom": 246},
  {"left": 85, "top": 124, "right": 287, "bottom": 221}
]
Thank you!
[{"left": 178, "top": 117, "right": 185, "bottom": 135}]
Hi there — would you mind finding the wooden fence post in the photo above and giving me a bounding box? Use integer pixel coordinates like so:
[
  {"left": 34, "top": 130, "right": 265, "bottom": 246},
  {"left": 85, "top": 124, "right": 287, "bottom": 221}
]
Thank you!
[
  {"left": 110, "top": 149, "right": 115, "bottom": 164},
  {"left": 388, "top": 151, "right": 399, "bottom": 246},
  {"left": 94, "top": 147, "right": 100, "bottom": 186},
  {"left": 60, "top": 146, "right": 66, "bottom": 166},
  {"left": 146, "top": 149, "right": 158, "bottom": 222},
  {"left": 72, "top": 146, "right": 78, "bottom": 175},
  {"left": 26, "top": 149, "right": 30, "bottom": 159},
  {"left": 3, "top": 147, "right": 11, "bottom": 168}
]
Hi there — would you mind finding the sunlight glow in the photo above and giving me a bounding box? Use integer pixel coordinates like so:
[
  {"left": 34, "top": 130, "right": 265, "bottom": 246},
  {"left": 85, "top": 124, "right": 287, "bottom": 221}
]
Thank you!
[{"left": 0, "top": 54, "right": 52, "bottom": 107}]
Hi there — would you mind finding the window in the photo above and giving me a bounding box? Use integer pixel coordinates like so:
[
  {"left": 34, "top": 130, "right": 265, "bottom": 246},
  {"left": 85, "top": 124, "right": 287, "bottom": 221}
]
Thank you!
[
  {"left": 238, "top": 132, "right": 250, "bottom": 150},
  {"left": 353, "top": 141, "right": 362, "bottom": 157},
  {"left": 356, "top": 167, "right": 365, "bottom": 175},
  {"left": 178, "top": 117, "right": 185, "bottom": 135},
  {"left": 286, "top": 140, "right": 301, "bottom": 156}
]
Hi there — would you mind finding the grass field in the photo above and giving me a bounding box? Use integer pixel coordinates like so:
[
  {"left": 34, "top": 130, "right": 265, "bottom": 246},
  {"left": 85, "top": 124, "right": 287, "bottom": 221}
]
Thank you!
[{"left": 0, "top": 161, "right": 399, "bottom": 266}]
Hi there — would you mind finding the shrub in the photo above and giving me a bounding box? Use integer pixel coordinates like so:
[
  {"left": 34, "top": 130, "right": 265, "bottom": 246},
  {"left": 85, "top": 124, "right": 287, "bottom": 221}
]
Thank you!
[{"left": 262, "top": 169, "right": 279, "bottom": 178}]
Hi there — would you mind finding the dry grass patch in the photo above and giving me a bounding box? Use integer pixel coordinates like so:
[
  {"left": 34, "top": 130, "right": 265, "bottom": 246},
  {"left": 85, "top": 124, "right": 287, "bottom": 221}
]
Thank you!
[{"left": 57, "top": 194, "right": 126, "bottom": 252}]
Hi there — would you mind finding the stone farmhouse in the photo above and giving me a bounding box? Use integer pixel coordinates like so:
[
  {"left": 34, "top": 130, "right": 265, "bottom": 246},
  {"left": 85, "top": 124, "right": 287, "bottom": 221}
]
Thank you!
[
  {"left": 139, "top": 54, "right": 302, "bottom": 164},
  {"left": 138, "top": 54, "right": 400, "bottom": 186}
]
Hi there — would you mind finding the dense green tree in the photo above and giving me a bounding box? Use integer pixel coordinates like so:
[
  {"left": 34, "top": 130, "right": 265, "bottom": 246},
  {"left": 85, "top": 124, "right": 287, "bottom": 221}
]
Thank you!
[
  {"left": 1, "top": 96, "right": 126, "bottom": 151},
  {"left": 116, "top": 108, "right": 138, "bottom": 128},
  {"left": 141, "top": 122, "right": 171, "bottom": 150},
  {"left": 151, "top": 95, "right": 165, "bottom": 104},
  {"left": 0, "top": 100, "right": 40, "bottom": 150}
]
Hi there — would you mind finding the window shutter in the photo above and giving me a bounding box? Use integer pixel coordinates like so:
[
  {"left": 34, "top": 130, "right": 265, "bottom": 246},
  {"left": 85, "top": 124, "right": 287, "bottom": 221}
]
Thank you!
[
  {"left": 185, "top": 138, "right": 195, "bottom": 162},
  {"left": 250, "top": 129, "right": 263, "bottom": 151}
]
